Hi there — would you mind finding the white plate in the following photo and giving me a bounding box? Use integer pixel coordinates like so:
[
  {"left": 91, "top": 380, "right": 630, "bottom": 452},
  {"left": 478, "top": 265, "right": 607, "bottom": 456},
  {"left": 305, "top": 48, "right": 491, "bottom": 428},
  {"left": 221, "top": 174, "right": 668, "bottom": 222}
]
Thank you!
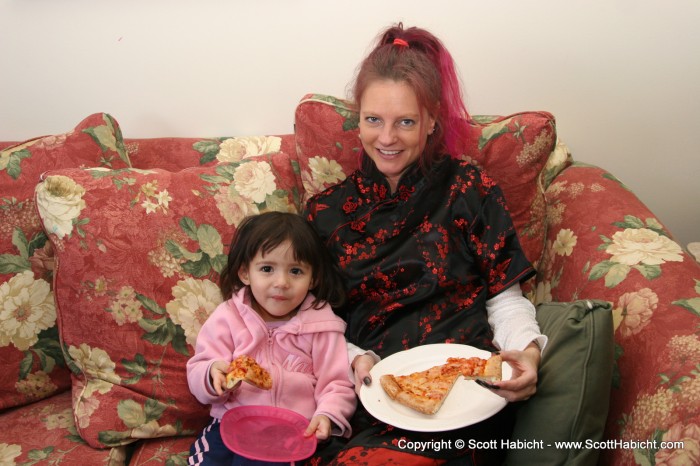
[{"left": 359, "top": 343, "right": 511, "bottom": 432}]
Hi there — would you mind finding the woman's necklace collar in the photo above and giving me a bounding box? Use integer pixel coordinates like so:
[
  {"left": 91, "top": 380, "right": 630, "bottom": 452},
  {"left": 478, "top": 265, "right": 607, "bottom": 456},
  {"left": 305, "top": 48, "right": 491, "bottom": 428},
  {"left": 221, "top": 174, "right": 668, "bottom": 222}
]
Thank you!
[{"left": 360, "top": 154, "right": 424, "bottom": 198}]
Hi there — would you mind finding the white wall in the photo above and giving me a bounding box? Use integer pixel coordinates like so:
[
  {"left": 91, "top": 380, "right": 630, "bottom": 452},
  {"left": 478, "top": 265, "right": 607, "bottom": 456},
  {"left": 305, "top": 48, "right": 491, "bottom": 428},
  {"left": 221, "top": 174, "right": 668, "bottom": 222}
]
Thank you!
[{"left": 1, "top": 0, "right": 698, "bottom": 246}]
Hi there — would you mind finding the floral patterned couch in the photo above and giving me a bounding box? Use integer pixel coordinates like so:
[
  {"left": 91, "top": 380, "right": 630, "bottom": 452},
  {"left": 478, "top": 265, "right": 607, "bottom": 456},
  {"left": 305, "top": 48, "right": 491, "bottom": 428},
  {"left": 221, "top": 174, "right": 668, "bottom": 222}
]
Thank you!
[{"left": 1, "top": 94, "right": 698, "bottom": 466}]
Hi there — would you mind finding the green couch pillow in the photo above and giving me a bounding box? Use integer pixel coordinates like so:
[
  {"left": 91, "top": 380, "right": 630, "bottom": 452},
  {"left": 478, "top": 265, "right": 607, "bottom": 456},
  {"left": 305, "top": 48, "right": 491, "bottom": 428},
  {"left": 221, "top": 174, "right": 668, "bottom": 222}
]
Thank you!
[{"left": 505, "top": 299, "right": 614, "bottom": 466}]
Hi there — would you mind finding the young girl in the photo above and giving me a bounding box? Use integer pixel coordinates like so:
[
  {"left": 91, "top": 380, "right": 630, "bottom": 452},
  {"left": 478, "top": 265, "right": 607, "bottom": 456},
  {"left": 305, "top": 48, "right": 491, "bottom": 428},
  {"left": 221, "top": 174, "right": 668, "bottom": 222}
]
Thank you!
[{"left": 187, "top": 212, "right": 356, "bottom": 466}]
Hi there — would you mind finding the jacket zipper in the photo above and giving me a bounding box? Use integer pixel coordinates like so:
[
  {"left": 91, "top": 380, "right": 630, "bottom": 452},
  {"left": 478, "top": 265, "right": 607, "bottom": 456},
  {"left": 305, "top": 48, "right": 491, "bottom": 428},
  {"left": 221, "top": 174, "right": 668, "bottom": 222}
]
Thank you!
[{"left": 266, "top": 328, "right": 280, "bottom": 407}]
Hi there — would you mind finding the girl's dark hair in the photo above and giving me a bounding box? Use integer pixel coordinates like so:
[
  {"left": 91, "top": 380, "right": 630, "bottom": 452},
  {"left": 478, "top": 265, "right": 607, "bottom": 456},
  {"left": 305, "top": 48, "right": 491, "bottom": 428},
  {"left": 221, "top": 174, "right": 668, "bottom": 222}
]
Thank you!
[
  {"left": 219, "top": 212, "right": 346, "bottom": 309},
  {"left": 352, "top": 23, "right": 470, "bottom": 169}
]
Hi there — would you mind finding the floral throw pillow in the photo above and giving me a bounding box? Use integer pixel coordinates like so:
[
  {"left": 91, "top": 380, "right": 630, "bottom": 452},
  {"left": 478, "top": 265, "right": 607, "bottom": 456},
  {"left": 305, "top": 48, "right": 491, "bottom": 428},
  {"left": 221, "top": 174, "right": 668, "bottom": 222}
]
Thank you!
[
  {"left": 34, "top": 152, "right": 300, "bottom": 448},
  {"left": 0, "top": 113, "right": 131, "bottom": 411},
  {"left": 294, "top": 93, "right": 561, "bottom": 270}
]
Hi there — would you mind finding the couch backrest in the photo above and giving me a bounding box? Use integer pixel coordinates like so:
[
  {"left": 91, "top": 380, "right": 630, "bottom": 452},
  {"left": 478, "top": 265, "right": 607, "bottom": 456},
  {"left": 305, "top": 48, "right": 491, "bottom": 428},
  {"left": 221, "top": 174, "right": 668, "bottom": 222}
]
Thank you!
[{"left": 124, "top": 134, "right": 297, "bottom": 172}]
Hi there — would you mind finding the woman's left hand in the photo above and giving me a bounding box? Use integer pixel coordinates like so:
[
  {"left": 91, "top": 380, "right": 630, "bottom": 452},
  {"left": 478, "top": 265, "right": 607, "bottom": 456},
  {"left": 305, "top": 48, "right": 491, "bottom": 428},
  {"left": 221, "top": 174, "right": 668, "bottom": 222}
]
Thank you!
[
  {"left": 351, "top": 354, "right": 376, "bottom": 395},
  {"left": 487, "top": 343, "right": 541, "bottom": 402}
]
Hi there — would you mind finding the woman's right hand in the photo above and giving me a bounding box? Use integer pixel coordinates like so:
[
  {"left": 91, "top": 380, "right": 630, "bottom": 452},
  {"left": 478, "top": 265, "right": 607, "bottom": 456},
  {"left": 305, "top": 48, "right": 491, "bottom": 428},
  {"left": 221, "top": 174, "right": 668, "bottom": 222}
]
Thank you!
[
  {"left": 485, "top": 343, "right": 541, "bottom": 402},
  {"left": 351, "top": 354, "right": 376, "bottom": 394}
]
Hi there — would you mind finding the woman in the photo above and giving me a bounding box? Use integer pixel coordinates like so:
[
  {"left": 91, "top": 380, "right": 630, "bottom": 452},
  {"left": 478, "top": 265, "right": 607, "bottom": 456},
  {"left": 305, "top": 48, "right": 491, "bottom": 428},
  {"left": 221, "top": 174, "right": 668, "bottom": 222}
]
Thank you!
[{"left": 304, "top": 23, "right": 546, "bottom": 465}]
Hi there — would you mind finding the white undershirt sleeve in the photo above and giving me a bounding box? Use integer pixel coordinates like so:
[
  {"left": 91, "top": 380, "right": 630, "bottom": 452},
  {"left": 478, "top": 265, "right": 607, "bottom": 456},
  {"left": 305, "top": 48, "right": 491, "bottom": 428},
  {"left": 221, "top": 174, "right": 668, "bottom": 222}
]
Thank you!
[{"left": 486, "top": 283, "right": 548, "bottom": 352}]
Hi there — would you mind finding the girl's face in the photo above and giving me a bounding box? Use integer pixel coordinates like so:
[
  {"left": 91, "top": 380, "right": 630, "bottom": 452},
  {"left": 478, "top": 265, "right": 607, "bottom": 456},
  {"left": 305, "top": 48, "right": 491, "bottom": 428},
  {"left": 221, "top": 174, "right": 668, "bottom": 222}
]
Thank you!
[
  {"left": 238, "top": 240, "right": 314, "bottom": 322},
  {"left": 359, "top": 79, "right": 436, "bottom": 192}
]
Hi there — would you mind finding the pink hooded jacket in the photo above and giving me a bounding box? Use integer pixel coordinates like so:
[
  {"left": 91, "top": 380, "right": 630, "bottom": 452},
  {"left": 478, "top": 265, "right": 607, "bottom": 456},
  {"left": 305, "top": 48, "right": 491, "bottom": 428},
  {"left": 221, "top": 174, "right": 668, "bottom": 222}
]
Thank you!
[{"left": 187, "top": 288, "right": 357, "bottom": 437}]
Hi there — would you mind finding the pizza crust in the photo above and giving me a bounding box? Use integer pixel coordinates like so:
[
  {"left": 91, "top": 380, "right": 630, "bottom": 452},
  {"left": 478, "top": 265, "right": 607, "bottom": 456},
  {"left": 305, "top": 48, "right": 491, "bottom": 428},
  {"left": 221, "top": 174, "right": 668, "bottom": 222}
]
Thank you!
[
  {"left": 481, "top": 354, "right": 502, "bottom": 382},
  {"left": 379, "top": 374, "right": 402, "bottom": 400},
  {"left": 225, "top": 374, "right": 243, "bottom": 390}
]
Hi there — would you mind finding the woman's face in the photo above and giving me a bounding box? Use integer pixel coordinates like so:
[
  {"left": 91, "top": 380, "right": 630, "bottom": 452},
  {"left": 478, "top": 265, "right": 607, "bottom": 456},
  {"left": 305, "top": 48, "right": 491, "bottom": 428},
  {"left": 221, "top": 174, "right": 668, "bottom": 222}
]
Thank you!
[{"left": 359, "top": 79, "right": 436, "bottom": 192}]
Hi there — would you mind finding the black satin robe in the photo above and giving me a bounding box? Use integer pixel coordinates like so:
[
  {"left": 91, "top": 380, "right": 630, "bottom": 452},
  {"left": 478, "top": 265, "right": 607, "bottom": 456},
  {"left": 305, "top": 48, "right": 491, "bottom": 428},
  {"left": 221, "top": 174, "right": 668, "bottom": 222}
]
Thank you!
[{"left": 305, "top": 155, "right": 534, "bottom": 357}]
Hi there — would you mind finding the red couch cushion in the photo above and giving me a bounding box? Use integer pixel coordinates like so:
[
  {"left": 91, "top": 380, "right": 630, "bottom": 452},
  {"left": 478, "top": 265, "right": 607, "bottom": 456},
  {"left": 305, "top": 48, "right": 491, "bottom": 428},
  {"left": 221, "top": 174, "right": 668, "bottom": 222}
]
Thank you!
[
  {"left": 0, "top": 113, "right": 131, "bottom": 411},
  {"left": 129, "top": 435, "right": 196, "bottom": 465},
  {"left": 0, "top": 391, "right": 130, "bottom": 464}
]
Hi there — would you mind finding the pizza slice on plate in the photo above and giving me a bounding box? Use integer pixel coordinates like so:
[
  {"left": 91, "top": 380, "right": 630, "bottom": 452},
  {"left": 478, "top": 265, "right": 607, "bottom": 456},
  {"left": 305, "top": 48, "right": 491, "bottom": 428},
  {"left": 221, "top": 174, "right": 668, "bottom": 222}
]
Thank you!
[
  {"left": 226, "top": 355, "right": 272, "bottom": 390},
  {"left": 379, "top": 354, "right": 502, "bottom": 415}
]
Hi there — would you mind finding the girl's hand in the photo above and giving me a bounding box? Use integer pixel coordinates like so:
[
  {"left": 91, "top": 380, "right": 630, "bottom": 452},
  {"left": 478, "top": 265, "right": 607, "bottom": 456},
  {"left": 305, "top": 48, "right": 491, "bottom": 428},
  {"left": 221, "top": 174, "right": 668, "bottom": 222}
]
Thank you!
[
  {"left": 484, "top": 343, "right": 541, "bottom": 402},
  {"left": 351, "top": 354, "right": 376, "bottom": 395},
  {"left": 209, "top": 360, "right": 232, "bottom": 396},
  {"left": 304, "top": 415, "right": 331, "bottom": 440}
]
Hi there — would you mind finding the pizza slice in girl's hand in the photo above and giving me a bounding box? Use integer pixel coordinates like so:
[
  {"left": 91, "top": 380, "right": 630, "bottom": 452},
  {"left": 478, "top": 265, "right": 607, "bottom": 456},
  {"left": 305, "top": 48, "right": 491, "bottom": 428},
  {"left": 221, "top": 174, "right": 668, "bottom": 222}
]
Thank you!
[
  {"left": 379, "top": 354, "right": 502, "bottom": 415},
  {"left": 225, "top": 355, "right": 272, "bottom": 390}
]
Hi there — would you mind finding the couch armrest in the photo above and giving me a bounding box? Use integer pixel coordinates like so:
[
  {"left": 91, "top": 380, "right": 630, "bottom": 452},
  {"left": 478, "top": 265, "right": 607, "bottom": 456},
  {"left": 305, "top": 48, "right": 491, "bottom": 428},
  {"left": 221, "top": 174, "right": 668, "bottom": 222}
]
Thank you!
[{"left": 536, "top": 162, "right": 700, "bottom": 465}]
